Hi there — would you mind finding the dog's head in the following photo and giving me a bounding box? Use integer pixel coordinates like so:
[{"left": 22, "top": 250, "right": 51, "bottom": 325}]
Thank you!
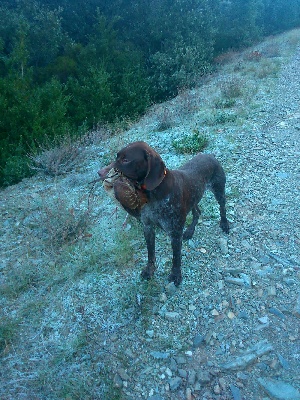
[{"left": 98, "top": 141, "right": 166, "bottom": 191}]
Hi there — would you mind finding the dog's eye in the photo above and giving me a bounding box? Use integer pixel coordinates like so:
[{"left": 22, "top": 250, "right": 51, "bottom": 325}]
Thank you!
[{"left": 121, "top": 157, "right": 128, "bottom": 163}]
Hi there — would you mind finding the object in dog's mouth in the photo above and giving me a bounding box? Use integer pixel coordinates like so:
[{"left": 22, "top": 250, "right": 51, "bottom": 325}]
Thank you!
[
  {"left": 103, "top": 168, "right": 147, "bottom": 210},
  {"left": 103, "top": 168, "right": 120, "bottom": 195}
]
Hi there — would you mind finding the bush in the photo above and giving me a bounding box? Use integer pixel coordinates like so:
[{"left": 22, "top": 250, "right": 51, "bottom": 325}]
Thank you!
[
  {"left": 40, "top": 196, "right": 91, "bottom": 250},
  {"left": 30, "top": 134, "right": 85, "bottom": 177},
  {"left": 173, "top": 129, "right": 209, "bottom": 154}
]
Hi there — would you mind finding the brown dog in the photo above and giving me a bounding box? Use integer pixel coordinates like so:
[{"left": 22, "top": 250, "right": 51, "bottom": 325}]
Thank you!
[{"left": 98, "top": 141, "right": 229, "bottom": 286}]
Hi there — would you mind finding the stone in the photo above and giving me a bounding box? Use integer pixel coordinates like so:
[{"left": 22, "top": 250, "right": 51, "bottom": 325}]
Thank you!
[
  {"left": 258, "top": 378, "right": 300, "bottom": 400},
  {"left": 188, "top": 370, "right": 197, "bottom": 385},
  {"left": 218, "top": 237, "right": 229, "bottom": 255},
  {"left": 197, "top": 371, "right": 211, "bottom": 384},
  {"left": 220, "top": 340, "right": 273, "bottom": 371},
  {"left": 113, "top": 373, "right": 123, "bottom": 388},
  {"left": 186, "top": 387, "right": 192, "bottom": 400},
  {"left": 178, "top": 369, "right": 188, "bottom": 378},
  {"left": 169, "top": 377, "right": 182, "bottom": 391},
  {"left": 269, "top": 307, "right": 285, "bottom": 319},
  {"left": 170, "top": 358, "right": 178, "bottom": 371},
  {"left": 230, "top": 384, "right": 242, "bottom": 400},
  {"left": 192, "top": 334, "right": 205, "bottom": 349},
  {"left": 117, "top": 368, "right": 130, "bottom": 381},
  {"left": 165, "top": 311, "right": 180, "bottom": 320},
  {"left": 150, "top": 351, "right": 170, "bottom": 359},
  {"left": 165, "top": 282, "right": 177, "bottom": 296}
]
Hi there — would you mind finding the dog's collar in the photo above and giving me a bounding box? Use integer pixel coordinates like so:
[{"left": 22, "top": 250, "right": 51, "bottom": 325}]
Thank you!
[{"left": 140, "top": 168, "right": 167, "bottom": 191}]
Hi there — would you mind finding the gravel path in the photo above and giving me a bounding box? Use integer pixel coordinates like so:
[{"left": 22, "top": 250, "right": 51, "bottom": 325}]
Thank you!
[{"left": 1, "top": 31, "right": 300, "bottom": 400}]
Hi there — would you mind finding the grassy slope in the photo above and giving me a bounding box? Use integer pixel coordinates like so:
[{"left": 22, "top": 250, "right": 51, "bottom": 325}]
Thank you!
[{"left": 0, "top": 28, "right": 300, "bottom": 399}]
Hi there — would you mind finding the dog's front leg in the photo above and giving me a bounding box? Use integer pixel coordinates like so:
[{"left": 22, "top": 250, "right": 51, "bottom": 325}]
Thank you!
[
  {"left": 140, "top": 222, "right": 157, "bottom": 280},
  {"left": 169, "top": 233, "right": 183, "bottom": 286}
]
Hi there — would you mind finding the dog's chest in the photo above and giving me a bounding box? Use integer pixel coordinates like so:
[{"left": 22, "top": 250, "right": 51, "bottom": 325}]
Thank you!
[{"left": 141, "top": 195, "right": 182, "bottom": 232}]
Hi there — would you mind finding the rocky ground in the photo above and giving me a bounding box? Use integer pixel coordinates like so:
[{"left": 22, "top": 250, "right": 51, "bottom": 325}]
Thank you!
[{"left": 1, "top": 30, "right": 300, "bottom": 399}]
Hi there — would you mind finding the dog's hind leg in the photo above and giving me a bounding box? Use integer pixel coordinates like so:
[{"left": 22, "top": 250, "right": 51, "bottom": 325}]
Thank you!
[
  {"left": 183, "top": 205, "right": 201, "bottom": 240},
  {"left": 169, "top": 233, "right": 183, "bottom": 286},
  {"left": 211, "top": 176, "right": 229, "bottom": 234}
]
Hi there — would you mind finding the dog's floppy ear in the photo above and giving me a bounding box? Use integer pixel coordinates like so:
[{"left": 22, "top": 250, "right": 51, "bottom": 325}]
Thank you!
[{"left": 143, "top": 148, "right": 166, "bottom": 191}]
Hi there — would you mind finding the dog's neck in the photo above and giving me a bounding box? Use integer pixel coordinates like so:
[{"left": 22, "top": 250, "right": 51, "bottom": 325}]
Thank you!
[{"left": 145, "top": 168, "right": 173, "bottom": 200}]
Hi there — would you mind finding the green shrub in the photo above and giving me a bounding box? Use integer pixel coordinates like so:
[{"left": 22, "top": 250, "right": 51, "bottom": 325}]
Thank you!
[
  {"left": 203, "top": 110, "right": 238, "bottom": 125},
  {"left": 0, "top": 318, "right": 18, "bottom": 353},
  {"left": 219, "top": 78, "right": 243, "bottom": 99},
  {"left": 173, "top": 129, "right": 209, "bottom": 154}
]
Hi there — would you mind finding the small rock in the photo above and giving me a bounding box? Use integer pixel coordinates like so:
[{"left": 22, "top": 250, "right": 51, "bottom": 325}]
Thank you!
[
  {"left": 146, "top": 330, "right": 154, "bottom": 338},
  {"left": 165, "top": 311, "right": 180, "bottom": 320},
  {"left": 218, "top": 238, "right": 229, "bottom": 255},
  {"left": 220, "top": 340, "right": 273, "bottom": 371},
  {"left": 225, "top": 277, "right": 245, "bottom": 286},
  {"left": 240, "top": 273, "right": 251, "bottom": 287},
  {"left": 236, "top": 372, "right": 248, "bottom": 381},
  {"left": 258, "top": 378, "right": 300, "bottom": 400},
  {"left": 230, "top": 384, "right": 242, "bottom": 400},
  {"left": 258, "top": 316, "right": 269, "bottom": 324},
  {"left": 170, "top": 358, "right": 178, "bottom": 371},
  {"left": 175, "top": 356, "right": 186, "bottom": 364},
  {"left": 277, "top": 353, "right": 290, "bottom": 369},
  {"left": 178, "top": 369, "right": 187, "bottom": 378},
  {"left": 150, "top": 351, "right": 170, "bottom": 359},
  {"left": 197, "top": 371, "right": 211, "bottom": 384},
  {"left": 113, "top": 373, "right": 123, "bottom": 388},
  {"left": 227, "top": 311, "right": 235, "bottom": 319},
  {"left": 159, "top": 293, "right": 167, "bottom": 302},
  {"left": 204, "top": 330, "right": 214, "bottom": 344},
  {"left": 219, "top": 377, "right": 226, "bottom": 390},
  {"left": 217, "top": 280, "right": 225, "bottom": 290},
  {"left": 214, "top": 384, "right": 221, "bottom": 394},
  {"left": 224, "top": 267, "right": 244, "bottom": 275},
  {"left": 124, "top": 348, "right": 135, "bottom": 358},
  {"left": 117, "top": 368, "right": 130, "bottom": 381},
  {"left": 186, "top": 387, "right": 192, "bottom": 400},
  {"left": 169, "top": 377, "right": 182, "bottom": 391},
  {"left": 192, "top": 334, "right": 205, "bottom": 349},
  {"left": 148, "top": 395, "right": 165, "bottom": 400},
  {"left": 165, "top": 367, "right": 172, "bottom": 377},
  {"left": 188, "top": 370, "right": 197, "bottom": 385},
  {"left": 238, "top": 310, "right": 249, "bottom": 319},
  {"left": 268, "top": 286, "right": 277, "bottom": 296},
  {"left": 269, "top": 307, "right": 285, "bottom": 319},
  {"left": 165, "top": 282, "right": 177, "bottom": 296}
]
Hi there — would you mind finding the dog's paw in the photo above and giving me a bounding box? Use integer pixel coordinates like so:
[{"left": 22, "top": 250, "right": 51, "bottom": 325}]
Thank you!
[
  {"left": 220, "top": 219, "right": 230, "bottom": 234},
  {"left": 141, "top": 263, "right": 156, "bottom": 280},
  {"left": 168, "top": 272, "right": 182, "bottom": 287}
]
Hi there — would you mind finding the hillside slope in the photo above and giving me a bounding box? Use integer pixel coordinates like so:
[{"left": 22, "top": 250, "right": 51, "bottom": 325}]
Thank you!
[{"left": 1, "top": 29, "right": 300, "bottom": 399}]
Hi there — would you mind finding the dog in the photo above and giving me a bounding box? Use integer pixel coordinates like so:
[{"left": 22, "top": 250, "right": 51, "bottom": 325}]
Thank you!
[{"left": 98, "top": 141, "right": 229, "bottom": 286}]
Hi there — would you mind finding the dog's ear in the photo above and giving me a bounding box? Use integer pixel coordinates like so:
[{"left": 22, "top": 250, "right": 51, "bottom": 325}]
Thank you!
[{"left": 143, "top": 148, "right": 166, "bottom": 191}]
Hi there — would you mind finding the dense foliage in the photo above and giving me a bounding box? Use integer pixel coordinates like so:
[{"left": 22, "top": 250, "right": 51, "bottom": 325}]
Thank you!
[{"left": 0, "top": 0, "right": 299, "bottom": 185}]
